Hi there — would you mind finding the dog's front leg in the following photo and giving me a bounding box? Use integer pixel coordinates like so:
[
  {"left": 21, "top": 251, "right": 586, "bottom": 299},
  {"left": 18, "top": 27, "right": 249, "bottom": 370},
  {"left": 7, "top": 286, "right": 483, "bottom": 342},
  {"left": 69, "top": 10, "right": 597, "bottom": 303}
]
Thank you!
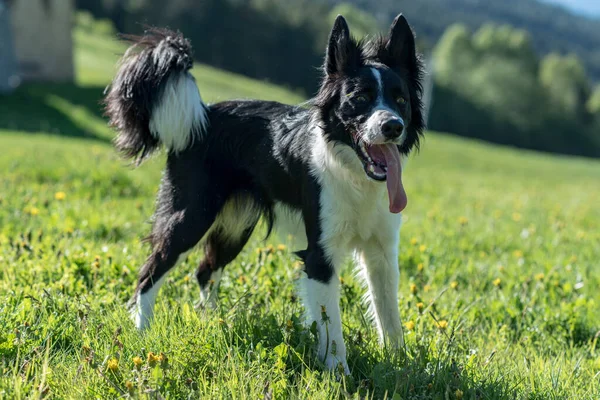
[
  {"left": 299, "top": 246, "right": 349, "bottom": 375},
  {"left": 356, "top": 236, "right": 404, "bottom": 349}
]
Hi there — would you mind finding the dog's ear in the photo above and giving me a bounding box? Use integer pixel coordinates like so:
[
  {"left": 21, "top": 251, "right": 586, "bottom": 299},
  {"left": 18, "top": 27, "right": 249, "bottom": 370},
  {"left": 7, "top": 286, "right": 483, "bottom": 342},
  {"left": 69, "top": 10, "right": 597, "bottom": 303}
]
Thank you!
[
  {"left": 325, "top": 15, "right": 361, "bottom": 76},
  {"left": 383, "top": 14, "right": 417, "bottom": 72}
]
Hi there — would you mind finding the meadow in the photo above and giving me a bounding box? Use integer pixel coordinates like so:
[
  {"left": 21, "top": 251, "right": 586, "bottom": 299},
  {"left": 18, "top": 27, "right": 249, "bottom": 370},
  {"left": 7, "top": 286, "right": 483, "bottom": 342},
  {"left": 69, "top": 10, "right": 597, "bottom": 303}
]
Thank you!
[{"left": 1, "top": 15, "right": 599, "bottom": 399}]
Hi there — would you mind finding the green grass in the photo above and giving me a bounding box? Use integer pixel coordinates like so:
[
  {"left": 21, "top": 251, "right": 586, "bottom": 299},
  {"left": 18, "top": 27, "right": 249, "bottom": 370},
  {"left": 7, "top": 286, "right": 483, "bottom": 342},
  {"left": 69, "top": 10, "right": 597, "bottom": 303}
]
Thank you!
[{"left": 1, "top": 14, "right": 600, "bottom": 399}]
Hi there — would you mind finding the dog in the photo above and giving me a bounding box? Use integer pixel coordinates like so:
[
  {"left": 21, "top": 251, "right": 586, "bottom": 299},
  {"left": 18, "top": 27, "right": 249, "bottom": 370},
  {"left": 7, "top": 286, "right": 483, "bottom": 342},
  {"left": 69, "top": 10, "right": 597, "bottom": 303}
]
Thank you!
[{"left": 104, "top": 13, "right": 424, "bottom": 374}]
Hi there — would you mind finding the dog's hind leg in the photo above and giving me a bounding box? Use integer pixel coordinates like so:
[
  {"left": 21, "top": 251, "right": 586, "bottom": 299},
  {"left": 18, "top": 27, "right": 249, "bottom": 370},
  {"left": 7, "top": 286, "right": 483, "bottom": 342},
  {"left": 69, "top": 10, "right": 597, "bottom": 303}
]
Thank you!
[
  {"left": 195, "top": 226, "right": 255, "bottom": 308},
  {"left": 195, "top": 196, "right": 259, "bottom": 308},
  {"left": 131, "top": 159, "right": 227, "bottom": 330}
]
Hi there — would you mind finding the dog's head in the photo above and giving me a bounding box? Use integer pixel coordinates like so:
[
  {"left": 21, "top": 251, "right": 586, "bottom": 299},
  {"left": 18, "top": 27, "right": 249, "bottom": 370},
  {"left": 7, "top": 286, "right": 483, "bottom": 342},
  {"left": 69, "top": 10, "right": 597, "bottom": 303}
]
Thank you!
[{"left": 314, "top": 14, "right": 425, "bottom": 213}]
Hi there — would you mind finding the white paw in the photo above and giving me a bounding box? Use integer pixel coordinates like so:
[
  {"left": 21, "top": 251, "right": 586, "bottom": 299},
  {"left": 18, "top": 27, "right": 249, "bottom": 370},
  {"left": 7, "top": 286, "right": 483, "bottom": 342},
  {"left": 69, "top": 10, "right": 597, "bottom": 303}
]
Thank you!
[
  {"left": 128, "top": 297, "right": 150, "bottom": 330},
  {"left": 131, "top": 305, "right": 151, "bottom": 330},
  {"left": 318, "top": 338, "right": 350, "bottom": 375}
]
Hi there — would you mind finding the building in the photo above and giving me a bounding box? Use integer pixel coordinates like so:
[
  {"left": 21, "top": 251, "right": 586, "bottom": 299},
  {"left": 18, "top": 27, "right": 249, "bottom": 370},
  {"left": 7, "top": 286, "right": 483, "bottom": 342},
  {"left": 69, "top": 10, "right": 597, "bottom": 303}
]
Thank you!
[{"left": 0, "top": 0, "right": 74, "bottom": 92}]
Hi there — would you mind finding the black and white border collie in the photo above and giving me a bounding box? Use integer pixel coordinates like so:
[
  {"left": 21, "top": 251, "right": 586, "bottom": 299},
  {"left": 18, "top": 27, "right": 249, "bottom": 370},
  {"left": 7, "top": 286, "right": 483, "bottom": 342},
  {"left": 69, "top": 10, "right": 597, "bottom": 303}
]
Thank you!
[{"left": 104, "top": 14, "right": 424, "bottom": 374}]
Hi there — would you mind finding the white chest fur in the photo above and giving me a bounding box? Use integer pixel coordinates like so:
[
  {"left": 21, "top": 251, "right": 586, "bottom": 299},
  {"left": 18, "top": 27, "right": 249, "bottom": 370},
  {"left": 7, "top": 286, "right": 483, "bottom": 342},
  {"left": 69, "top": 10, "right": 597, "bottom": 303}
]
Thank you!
[
  {"left": 310, "top": 132, "right": 402, "bottom": 267},
  {"left": 273, "top": 131, "right": 402, "bottom": 264}
]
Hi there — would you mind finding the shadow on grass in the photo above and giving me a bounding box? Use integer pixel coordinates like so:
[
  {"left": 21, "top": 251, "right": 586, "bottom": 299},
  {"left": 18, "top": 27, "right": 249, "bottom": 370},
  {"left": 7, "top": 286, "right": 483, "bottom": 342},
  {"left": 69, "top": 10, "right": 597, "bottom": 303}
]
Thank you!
[{"left": 0, "top": 83, "right": 111, "bottom": 143}]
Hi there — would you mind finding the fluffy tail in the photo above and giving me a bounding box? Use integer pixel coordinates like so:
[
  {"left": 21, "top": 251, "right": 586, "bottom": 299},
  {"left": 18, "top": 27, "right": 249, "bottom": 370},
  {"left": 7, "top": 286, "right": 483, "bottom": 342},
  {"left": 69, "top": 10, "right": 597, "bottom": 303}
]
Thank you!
[{"left": 104, "top": 28, "right": 208, "bottom": 163}]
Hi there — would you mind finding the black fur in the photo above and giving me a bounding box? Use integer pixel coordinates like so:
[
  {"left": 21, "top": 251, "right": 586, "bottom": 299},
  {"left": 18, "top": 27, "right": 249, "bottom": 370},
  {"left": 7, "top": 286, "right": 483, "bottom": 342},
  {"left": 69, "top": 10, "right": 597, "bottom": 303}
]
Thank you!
[{"left": 105, "top": 15, "right": 425, "bottom": 302}]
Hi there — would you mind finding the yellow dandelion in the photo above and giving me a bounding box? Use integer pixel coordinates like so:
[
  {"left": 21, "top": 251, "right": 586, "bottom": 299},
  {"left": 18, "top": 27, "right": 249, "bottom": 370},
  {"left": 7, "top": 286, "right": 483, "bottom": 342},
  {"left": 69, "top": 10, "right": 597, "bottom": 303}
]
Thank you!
[
  {"left": 458, "top": 216, "right": 468, "bottom": 225},
  {"left": 125, "top": 381, "right": 134, "bottom": 392},
  {"left": 410, "top": 238, "right": 418, "bottom": 245},
  {"left": 147, "top": 352, "right": 159, "bottom": 367},
  {"left": 416, "top": 302, "right": 424, "bottom": 311},
  {"left": 409, "top": 283, "right": 418, "bottom": 295},
  {"left": 277, "top": 244, "right": 286, "bottom": 251},
  {"left": 493, "top": 278, "right": 501, "bottom": 287},
  {"left": 436, "top": 320, "right": 448, "bottom": 330},
  {"left": 286, "top": 319, "right": 294, "bottom": 330},
  {"left": 29, "top": 207, "right": 40, "bottom": 216},
  {"left": 423, "top": 284, "right": 431, "bottom": 293},
  {"left": 455, "top": 389, "right": 464, "bottom": 400},
  {"left": 417, "top": 263, "right": 424, "bottom": 272},
  {"left": 534, "top": 273, "right": 545, "bottom": 281},
  {"left": 132, "top": 356, "right": 143, "bottom": 368},
  {"left": 512, "top": 212, "right": 522, "bottom": 222},
  {"left": 54, "top": 192, "right": 66, "bottom": 200},
  {"left": 107, "top": 358, "right": 119, "bottom": 372},
  {"left": 419, "top": 244, "right": 427, "bottom": 253},
  {"left": 183, "top": 275, "right": 190, "bottom": 282},
  {"left": 513, "top": 250, "right": 523, "bottom": 258},
  {"left": 404, "top": 320, "right": 415, "bottom": 330},
  {"left": 450, "top": 281, "right": 458, "bottom": 290}
]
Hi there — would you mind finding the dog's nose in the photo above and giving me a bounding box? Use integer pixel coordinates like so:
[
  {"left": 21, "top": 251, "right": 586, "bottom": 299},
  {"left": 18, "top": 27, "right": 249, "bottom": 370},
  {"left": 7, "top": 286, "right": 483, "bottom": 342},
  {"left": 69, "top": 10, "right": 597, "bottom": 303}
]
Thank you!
[{"left": 381, "top": 119, "right": 404, "bottom": 139}]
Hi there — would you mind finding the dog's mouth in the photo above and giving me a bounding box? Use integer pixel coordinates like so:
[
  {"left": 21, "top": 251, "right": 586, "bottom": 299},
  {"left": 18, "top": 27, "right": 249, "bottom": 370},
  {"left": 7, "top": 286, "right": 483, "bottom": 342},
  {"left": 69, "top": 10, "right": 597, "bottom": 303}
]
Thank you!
[{"left": 355, "top": 140, "right": 407, "bottom": 213}]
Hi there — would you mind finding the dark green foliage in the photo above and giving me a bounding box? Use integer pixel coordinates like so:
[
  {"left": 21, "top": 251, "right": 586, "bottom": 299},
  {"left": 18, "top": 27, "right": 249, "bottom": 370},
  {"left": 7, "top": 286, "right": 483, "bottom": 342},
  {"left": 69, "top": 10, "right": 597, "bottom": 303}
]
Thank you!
[
  {"left": 76, "top": 0, "right": 333, "bottom": 93},
  {"left": 429, "top": 23, "right": 600, "bottom": 157},
  {"left": 333, "top": 0, "right": 600, "bottom": 82}
]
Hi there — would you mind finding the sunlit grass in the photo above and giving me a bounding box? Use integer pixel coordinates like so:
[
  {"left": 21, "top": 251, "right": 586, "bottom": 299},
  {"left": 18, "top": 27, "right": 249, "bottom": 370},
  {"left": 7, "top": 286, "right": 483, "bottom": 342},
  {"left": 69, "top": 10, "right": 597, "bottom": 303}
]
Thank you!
[{"left": 1, "top": 13, "right": 599, "bottom": 400}]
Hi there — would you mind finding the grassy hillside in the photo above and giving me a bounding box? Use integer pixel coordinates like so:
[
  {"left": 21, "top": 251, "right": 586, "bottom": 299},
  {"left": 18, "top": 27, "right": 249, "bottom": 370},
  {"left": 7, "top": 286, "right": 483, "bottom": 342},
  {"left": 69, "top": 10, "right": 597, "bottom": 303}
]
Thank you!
[{"left": 1, "top": 17, "right": 599, "bottom": 399}]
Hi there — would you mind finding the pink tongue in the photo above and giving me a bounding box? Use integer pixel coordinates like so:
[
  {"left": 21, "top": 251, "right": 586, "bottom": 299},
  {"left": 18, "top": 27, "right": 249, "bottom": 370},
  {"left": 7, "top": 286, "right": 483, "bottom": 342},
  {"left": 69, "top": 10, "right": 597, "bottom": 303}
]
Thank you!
[{"left": 370, "top": 144, "right": 407, "bottom": 213}]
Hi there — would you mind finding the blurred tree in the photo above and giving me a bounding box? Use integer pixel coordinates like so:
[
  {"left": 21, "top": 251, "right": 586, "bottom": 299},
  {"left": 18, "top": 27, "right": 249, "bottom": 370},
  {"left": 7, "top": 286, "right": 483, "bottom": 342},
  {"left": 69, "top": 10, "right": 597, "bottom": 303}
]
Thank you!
[
  {"left": 330, "top": 0, "right": 600, "bottom": 82},
  {"left": 473, "top": 24, "right": 537, "bottom": 74},
  {"left": 328, "top": 3, "right": 379, "bottom": 40},
  {"left": 540, "top": 54, "right": 591, "bottom": 120},
  {"left": 430, "top": 23, "right": 599, "bottom": 157},
  {"left": 587, "top": 85, "right": 600, "bottom": 115},
  {"left": 432, "top": 24, "right": 473, "bottom": 87}
]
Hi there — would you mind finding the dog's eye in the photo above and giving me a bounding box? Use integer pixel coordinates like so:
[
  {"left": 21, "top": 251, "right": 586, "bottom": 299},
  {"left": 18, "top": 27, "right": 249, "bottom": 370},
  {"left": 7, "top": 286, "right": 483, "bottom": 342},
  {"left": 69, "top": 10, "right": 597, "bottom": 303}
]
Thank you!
[
  {"left": 396, "top": 96, "right": 407, "bottom": 106},
  {"left": 354, "top": 94, "right": 370, "bottom": 103}
]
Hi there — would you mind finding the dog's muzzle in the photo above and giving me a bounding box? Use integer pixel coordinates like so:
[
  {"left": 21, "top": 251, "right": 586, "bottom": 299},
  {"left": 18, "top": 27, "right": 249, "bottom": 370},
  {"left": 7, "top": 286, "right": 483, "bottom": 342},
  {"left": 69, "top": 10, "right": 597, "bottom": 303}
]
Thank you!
[{"left": 365, "top": 109, "right": 406, "bottom": 145}]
